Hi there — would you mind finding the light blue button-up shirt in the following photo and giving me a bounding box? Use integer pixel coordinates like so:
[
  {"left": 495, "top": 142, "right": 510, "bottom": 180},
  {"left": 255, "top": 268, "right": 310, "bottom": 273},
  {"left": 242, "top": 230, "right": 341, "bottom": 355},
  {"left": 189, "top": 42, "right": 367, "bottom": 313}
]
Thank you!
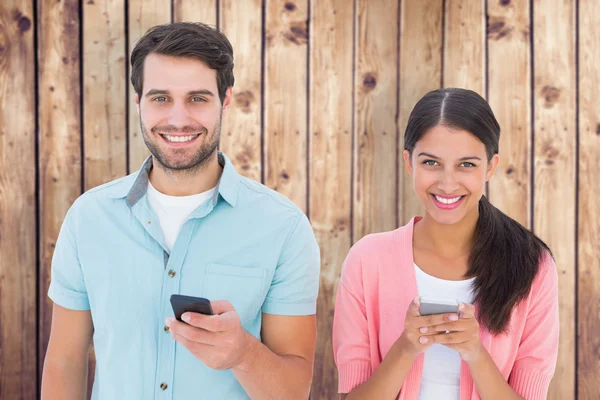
[{"left": 48, "top": 152, "right": 320, "bottom": 400}]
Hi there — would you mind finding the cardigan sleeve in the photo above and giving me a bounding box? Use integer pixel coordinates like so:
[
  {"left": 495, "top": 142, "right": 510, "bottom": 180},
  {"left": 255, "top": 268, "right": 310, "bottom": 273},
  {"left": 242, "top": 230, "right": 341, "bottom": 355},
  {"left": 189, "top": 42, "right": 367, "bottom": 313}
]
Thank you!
[
  {"left": 333, "top": 245, "right": 373, "bottom": 394},
  {"left": 508, "top": 252, "right": 559, "bottom": 399}
]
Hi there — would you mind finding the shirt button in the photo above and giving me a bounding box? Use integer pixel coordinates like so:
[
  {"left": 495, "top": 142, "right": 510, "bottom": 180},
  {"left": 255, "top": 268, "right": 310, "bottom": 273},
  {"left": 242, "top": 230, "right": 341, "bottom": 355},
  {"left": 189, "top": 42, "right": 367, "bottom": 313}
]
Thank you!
[
  {"left": 168, "top": 270, "right": 176, "bottom": 278},
  {"left": 160, "top": 382, "right": 168, "bottom": 390},
  {"left": 164, "top": 325, "right": 170, "bottom": 332}
]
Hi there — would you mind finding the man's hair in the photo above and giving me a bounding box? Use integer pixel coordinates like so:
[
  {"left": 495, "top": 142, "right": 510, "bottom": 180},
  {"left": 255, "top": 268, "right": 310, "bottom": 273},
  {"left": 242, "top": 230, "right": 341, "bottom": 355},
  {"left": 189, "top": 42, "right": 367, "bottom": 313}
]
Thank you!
[{"left": 130, "top": 22, "right": 234, "bottom": 103}]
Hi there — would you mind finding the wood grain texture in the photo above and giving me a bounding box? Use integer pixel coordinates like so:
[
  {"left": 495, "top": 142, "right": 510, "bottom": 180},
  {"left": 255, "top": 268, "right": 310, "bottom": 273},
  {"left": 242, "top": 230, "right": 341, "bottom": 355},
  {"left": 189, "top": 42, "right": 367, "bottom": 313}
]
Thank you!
[
  {"left": 173, "top": 0, "right": 217, "bottom": 25},
  {"left": 487, "top": 0, "right": 532, "bottom": 228},
  {"left": 398, "top": 0, "right": 442, "bottom": 224},
  {"left": 578, "top": 0, "right": 600, "bottom": 397},
  {"left": 128, "top": 0, "right": 171, "bottom": 171},
  {"left": 264, "top": 0, "right": 308, "bottom": 211},
  {"left": 37, "top": 0, "right": 82, "bottom": 389},
  {"left": 220, "top": 0, "right": 262, "bottom": 182},
  {"left": 533, "top": 0, "right": 576, "bottom": 398},
  {"left": 0, "top": 1, "right": 37, "bottom": 399},
  {"left": 354, "top": 0, "right": 398, "bottom": 240},
  {"left": 308, "top": 0, "right": 353, "bottom": 397},
  {"left": 82, "top": 1, "right": 127, "bottom": 395},
  {"left": 443, "top": 0, "right": 485, "bottom": 93},
  {"left": 83, "top": 0, "right": 126, "bottom": 190}
]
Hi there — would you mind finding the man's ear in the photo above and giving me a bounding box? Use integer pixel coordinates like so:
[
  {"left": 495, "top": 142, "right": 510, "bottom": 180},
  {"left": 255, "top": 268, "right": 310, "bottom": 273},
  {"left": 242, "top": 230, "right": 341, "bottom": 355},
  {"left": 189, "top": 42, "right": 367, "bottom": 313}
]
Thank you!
[
  {"left": 221, "top": 87, "right": 233, "bottom": 116},
  {"left": 135, "top": 93, "right": 140, "bottom": 115}
]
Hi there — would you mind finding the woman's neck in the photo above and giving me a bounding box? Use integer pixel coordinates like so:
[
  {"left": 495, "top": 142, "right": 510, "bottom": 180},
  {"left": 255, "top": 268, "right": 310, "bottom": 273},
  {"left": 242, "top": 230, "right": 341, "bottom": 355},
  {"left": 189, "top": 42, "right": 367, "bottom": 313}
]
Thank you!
[{"left": 415, "top": 208, "right": 479, "bottom": 259}]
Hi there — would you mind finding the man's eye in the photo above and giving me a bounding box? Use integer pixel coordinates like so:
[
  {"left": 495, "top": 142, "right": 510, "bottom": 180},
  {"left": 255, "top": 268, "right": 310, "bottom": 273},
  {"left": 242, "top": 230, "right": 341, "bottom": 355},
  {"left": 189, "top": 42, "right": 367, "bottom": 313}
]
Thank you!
[
  {"left": 191, "top": 97, "right": 205, "bottom": 102},
  {"left": 423, "top": 160, "right": 438, "bottom": 166},
  {"left": 460, "top": 162, "right": 476, "bottom": 167},
  {"left": 153, "top": 97, "right": 168, "bottom": 102}
]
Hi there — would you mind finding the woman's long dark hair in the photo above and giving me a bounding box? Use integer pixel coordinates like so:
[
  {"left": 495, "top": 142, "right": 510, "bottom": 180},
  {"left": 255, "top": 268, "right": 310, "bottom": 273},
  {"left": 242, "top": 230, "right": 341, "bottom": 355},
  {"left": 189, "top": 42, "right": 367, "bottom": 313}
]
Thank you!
[{"left": 404, "top": 88, "right": 552, "bottom": 334}]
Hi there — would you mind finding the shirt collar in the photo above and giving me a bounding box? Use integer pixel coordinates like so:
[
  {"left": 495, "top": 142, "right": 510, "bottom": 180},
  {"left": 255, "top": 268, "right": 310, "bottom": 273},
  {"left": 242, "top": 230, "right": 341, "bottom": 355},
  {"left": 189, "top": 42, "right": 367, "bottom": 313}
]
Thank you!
[{"left": 108, "top": 151, "right": 240, "bottom": 208}]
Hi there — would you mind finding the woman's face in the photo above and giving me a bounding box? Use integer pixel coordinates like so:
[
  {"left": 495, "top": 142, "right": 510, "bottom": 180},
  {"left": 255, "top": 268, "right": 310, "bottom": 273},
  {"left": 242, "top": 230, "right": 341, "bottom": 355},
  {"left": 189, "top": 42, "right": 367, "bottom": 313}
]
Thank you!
[{"left": 403, "top": 124, "right": 499, "bottom": 225}]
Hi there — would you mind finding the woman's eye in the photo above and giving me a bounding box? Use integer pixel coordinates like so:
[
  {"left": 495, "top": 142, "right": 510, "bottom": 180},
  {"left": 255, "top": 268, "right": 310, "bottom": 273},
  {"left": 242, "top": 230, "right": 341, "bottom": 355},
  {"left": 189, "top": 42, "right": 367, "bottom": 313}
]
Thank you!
[{"left": 423, "top": 160, "right": 438, "bottom": 166}]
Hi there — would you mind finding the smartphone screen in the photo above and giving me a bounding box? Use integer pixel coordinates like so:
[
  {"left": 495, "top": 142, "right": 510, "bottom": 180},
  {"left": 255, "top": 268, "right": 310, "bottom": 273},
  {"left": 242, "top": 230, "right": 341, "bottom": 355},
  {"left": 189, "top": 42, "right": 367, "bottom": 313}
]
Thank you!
[{"left": 170, "top": 294, "right": 214, "bottom": 321}]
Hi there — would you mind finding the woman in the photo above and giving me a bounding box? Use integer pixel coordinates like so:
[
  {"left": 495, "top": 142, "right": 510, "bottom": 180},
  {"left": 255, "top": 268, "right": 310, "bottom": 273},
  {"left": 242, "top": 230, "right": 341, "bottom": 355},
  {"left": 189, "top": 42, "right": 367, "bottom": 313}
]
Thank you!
[{"left": 333, "top": 88, "right": 559, "bottom": 400}]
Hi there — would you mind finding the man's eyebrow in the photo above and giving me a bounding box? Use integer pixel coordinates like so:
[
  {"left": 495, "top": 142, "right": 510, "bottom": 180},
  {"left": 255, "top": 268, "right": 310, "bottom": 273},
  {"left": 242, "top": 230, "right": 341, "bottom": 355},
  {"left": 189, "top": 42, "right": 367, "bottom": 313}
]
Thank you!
[
  {"left": 145, "top": 89, "right": 168, "bottom": 97},
  {"left": 144, "top": 89, "right": 215, "bottom": 97},
  {"left": 187, "top": 90, "right": 214, "bottom": 96}
]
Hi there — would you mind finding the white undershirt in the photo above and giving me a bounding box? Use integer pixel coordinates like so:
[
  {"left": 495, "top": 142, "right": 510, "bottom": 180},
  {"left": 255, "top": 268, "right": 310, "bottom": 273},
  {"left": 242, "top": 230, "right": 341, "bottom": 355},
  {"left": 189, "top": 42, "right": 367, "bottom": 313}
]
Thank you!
[
  {"left": 414, "top": 263, "right": 475, "bottom": 400},
  {"left": 147, "top": 181, "right": 216, "bottom": 252}
]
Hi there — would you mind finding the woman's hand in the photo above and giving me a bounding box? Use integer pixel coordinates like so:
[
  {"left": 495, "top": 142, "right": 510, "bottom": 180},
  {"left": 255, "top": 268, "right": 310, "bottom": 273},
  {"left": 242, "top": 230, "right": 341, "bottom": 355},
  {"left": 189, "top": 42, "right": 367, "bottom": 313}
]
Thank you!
[
  {"left": 395, "top": 297, "right": 463, "bottom": 359},
  {"left": 426, "top": 302, "right": 484, "bottom": 362}
]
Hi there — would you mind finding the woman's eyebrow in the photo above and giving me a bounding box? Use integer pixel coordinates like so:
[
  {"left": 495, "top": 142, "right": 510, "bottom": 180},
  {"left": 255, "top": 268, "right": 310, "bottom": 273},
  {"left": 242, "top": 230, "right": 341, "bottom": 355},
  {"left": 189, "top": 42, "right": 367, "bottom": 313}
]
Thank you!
[{"left": 417, "top": 152, "right": 482, "bottom": 161}]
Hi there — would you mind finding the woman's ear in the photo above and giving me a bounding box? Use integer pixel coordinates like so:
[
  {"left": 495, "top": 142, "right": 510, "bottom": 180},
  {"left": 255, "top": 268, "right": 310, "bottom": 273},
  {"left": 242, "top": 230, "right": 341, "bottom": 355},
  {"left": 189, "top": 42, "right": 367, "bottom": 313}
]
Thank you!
[
  {"left": 403, "top": 150, "right": 414, "bottom": 177},
  {"left": 486, "top": 154, "right": 500, "bottom": 181}
]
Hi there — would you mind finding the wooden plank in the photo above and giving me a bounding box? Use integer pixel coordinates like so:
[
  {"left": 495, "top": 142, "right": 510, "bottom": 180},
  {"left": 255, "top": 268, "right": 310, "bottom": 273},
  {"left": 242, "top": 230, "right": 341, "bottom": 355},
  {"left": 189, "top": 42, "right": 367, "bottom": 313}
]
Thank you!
[
  {"left": 398, "top": 0, "right": 442, "bottom": 225},
  {"left": 264, "top": 0, "right": 308, "bottom": 211},
  {"left": 38, "top": 0, "right": 82, "bottom": 391},
  {"left": 354, "top": 0, "right": 398, "bottom": 240},
  {"left": 308, "top": 0, "right": 353, "bottom": 398},
  {"left": 443, "top": 0, "right": 485, "bottom": 93},
  {"left": 578, "top": 0, "right": 600, "bottom": 397},
  {"left": 487, "top": 0, "right": 532, "bottom": 228},
  {"left": 0, "top": 1, "right": 36, "bottom": 399},
  {"left": 532, "top": 0, "right": 576, "bottom": 398},
  {"left": 128, "top": 0, "right": 172, "bottom": 171},
  {"left": 220, "top": 0, "right": 262, "bottom": 182},
  {"left": 81, "top": 1, "right": 127, "bottom": 396},
  {"left": 173, "top": 0, "right": 217, "bottom": 25},
  {"left": 83, "top": 0, "right": 127, "bottom": 190}
]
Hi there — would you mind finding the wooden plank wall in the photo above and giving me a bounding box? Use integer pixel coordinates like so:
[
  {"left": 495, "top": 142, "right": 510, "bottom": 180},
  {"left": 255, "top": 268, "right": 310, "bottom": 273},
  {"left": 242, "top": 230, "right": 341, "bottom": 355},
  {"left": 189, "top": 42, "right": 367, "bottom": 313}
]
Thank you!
[
  {"left": 0, "top": 1, "right": 598, "bottom": 399},
  {"left": 0, "top": 0, "right": 36, "bottom": 398}
]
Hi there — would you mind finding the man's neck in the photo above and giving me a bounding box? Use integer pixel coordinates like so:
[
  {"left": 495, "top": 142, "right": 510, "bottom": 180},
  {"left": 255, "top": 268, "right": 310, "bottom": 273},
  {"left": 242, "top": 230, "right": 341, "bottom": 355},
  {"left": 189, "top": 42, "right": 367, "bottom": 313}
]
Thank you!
[{"left": 148, "top": 152, "right": 223, "bottom": 197}]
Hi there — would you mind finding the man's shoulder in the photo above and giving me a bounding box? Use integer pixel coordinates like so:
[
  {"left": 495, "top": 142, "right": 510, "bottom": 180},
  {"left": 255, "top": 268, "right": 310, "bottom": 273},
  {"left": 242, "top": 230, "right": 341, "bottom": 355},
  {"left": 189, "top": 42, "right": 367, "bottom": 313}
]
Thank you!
[
  {"left": 71, "top": 173, "right": 136, "bottom": 210},
  {"left": 236, "top": 176, "right": 303, "bottom": 216}
]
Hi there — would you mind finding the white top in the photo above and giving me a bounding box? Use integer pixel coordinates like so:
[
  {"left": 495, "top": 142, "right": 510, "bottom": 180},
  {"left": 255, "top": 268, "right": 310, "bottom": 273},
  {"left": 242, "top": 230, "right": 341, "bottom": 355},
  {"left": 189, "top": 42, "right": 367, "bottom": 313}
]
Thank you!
[
  {"left": 147, "top": 181, "right": 216, "bottom": 252},
  {"left": 414, "top": 263, "right": 475, "bottom": 400}
]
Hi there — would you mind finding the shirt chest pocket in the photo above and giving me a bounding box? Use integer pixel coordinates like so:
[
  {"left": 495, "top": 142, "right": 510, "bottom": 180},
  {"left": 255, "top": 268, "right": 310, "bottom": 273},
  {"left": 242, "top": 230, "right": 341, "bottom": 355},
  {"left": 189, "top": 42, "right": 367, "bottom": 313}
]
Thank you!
[{"left": 202, "top": 264, "right": 268, "bottom": 324}]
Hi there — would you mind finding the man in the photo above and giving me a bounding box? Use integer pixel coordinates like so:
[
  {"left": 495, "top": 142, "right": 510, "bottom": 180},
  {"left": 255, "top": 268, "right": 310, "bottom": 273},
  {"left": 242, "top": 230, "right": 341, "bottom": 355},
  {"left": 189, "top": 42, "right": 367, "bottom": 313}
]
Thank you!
[{"left": 41, "top": 22, "right": 320, "bottom": 400}]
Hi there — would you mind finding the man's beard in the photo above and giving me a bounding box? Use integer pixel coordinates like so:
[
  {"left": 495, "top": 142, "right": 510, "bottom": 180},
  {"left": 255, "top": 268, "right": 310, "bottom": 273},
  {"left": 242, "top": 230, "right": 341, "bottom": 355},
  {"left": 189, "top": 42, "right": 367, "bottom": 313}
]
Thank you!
[{"left": 140, "top": 116, "right": 222, "bottom": 175}]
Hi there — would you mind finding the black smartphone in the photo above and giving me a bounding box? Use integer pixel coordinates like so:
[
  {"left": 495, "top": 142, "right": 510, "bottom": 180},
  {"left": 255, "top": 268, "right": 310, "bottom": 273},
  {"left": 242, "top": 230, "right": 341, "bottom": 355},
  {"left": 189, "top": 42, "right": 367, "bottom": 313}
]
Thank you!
[{"left": 170, "top": 294, "right": 214, "bottom": 321}]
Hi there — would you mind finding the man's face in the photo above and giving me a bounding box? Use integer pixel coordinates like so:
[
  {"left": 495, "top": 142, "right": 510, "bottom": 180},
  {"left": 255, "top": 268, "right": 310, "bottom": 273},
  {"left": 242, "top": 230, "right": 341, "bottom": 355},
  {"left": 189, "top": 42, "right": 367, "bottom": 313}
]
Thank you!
[{"left": 136, "top": 53, "right": 232, "bottom": 172}]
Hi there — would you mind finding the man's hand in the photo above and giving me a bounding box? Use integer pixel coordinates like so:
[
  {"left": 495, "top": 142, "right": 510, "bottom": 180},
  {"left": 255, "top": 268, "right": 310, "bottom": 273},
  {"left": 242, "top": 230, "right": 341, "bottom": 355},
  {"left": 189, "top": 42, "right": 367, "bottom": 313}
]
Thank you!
[{"left": 165, "top": 300, "right": 258, "bottom": 371}]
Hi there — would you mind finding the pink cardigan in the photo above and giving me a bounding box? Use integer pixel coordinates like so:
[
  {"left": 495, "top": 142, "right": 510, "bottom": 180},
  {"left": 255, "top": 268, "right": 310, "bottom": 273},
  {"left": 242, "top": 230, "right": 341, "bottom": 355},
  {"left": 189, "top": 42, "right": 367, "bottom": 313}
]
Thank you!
[{"left": 333, "top": 217, "right": 559, "bottom": 400}]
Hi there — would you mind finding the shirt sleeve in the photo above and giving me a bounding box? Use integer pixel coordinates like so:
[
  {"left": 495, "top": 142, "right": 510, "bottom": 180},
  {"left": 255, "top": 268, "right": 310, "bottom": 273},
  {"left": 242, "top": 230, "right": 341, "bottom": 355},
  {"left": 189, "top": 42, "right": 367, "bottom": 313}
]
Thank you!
[
  {"left": 261, "top": 212, "right": 320, "bottom": 316},
  {"left": 508, "top": 252, "right": 559, "bottom": 399},
  {"left": 47, "top": 205, "right": 90, "bottom": 310},
  {"left": 333, "top": 245, "right": 372, "bottom": 393}
]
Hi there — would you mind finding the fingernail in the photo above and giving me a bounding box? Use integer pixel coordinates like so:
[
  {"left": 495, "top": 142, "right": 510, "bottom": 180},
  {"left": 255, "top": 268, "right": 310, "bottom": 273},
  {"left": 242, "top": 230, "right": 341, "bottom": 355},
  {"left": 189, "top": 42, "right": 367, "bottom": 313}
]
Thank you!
[
  {"left": 182, "top": 313, "right": 190, "bottom": 322},
  {"left": 414, "top": 297, "right": 419, "bottom": 304},
  {"left": 449, "top": 314, "right": 459, "bottom": 321},
  {"left": 165, "top": 317, "right": 174, "bottom": 326},
  {"left": 420, "top": 327, "right": 428, "bottom": 333},
  {"left": 419, "top": 337, "right": 428, "bottom": 344}
]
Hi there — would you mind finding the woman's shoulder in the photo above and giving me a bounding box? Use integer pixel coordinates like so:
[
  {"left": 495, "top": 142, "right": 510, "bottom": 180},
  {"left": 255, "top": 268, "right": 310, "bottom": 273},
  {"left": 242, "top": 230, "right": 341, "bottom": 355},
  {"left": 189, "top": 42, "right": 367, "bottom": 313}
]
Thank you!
[
  {"left": 513, "top": 250, "right": 558, "bottom": 318},
  {"left": 350, "top": 219, "right": 414, "bottom": 258},
  {"left": 341, "top": 219, "right": 415, "bottom": 281},
  {"left": 532, "top": 250, "right": 558, "bottom": 293}
]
